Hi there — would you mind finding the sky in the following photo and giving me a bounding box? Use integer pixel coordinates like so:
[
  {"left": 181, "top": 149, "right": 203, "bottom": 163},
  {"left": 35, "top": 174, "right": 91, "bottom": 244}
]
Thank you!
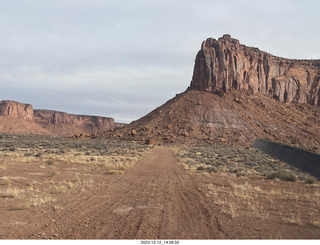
[{"left": 0, "top": 0, "right": 319, "bottom": 123}]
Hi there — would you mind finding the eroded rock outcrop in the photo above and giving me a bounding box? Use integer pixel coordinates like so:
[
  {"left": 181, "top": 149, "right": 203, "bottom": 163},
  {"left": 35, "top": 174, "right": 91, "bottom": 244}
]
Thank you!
[
  {"left": 0, "top": 100, "right": 124, "bottom": 136},
  {"left": 0, "top": 100, "right": 33, "bottom": 120},
  {"left": 190, "top": 34, "right": 320, "bottom": 105},
  {"left": 102, "top": 35, "right": 320, "bottom": 153},
  {"left": 33, "top": 109, "right": 117, "bottom": 135}
]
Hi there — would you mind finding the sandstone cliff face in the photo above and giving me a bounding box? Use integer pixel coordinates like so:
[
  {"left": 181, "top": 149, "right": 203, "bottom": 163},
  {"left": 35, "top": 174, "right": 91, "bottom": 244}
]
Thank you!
[
  {"left": 0, "top": 100, "right": 33, "bottom": 120},
  {"left": 33, "top": 109, "right": 116, "bottom": 135},
  {"left": 190, "top": 34, "right": 320, "bottom": 105},
  {"left": 0, "top": 100, "right": 123, "bottom": 136}
]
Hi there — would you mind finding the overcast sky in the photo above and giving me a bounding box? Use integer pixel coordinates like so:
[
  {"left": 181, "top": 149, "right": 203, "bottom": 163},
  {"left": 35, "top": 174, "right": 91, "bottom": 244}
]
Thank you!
[{"left": 0, "top": 0, "right": 319, "bottom": 123}]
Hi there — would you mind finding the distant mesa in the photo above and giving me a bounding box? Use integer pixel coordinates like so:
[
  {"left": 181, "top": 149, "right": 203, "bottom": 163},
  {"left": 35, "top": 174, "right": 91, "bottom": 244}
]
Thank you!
[
  {"left": 0, "top": 100, "right": 124, "bottom": 136},
  {"left": 0, "top": 100, "right": 33, "bottom": 120}
]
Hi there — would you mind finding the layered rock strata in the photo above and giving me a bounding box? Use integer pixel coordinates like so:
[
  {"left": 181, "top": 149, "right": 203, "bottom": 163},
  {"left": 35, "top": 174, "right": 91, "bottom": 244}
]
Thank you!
[
  {"left": 190, "top": 34, "right": 320, "bottom": 105},
  {"left": 0, "top": 100, "right": 33, "bottom": 120},
  {"left": 33, "top": 109, "right": 116, "bottom": 134},
  {"left": 0, "top": 100, "right": 122, "bottom": 135}
]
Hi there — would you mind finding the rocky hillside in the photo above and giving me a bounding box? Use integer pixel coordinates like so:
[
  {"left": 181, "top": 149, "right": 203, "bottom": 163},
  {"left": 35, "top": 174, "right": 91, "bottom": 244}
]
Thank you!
[
  {"left": 0, "top": 100, "right": 123, "bottom": 136},
  {"left": 190, "top": 34, "right": 320, "bottom": 105},
  {"left": 102, "top": 90, "right": 320, "bottom": 153},
  {"left": 97, "top": 35, "right": 320, "bottom": 153}
]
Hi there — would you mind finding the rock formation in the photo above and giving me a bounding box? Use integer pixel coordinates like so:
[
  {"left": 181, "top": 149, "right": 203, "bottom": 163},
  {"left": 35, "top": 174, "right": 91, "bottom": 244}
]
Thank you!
[
  {"left": 100, "top": 35, "right": 320, "bottom": 154},
  {"left": 0, "top": 100, "right": 33, "bottom": 120},
  {"left": 0, "top": 100, "right": 123, "bottom": 136},
  {"left": 190, "top": 34, "right": 320, "bottom": 105},
  {"left": 33, "top": 109, "right": 118, "bottom": 135},
  {"left": 105, "top": 89, "right": 320, "bottom": 153}
]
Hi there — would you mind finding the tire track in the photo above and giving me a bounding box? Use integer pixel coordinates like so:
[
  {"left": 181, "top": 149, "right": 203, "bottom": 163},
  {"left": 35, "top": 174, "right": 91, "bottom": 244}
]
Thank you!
[{"left": 9, "top": 147, "right": 224, "bottom": 239}]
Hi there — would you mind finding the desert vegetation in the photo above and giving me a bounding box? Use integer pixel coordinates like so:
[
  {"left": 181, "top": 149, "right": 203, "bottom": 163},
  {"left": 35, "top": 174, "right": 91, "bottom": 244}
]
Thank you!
[
  {"left": 198, "top": 175, "right": 320, "bottom": 235},
  {"left": 0, "top": 134, "right": 153, "bottom": 227},
  {"left": 175, "top": 144, "right": 318, "bottom": 184},
  {"left": 174, "top": 144, "right": 320, "bottom": 237},
  {"left": 0, "top": 134, "right": 319, "bottom": 239},
  {"left": 0, "top": 134, "right": 153, "bottom": 170}
]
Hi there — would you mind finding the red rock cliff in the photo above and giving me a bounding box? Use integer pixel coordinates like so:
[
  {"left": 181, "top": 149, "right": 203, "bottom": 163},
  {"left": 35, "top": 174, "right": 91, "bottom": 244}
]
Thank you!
[
  {"left": 0, "top": 100, "right": 124, "bottom": 135},
  {"left": 190, "top": 34, "right": 320, "bottom": 105},
  {"left": 33, "top": 109, "right": 118, "bottom": 135},
  {"left": 0, "top": 100, "right": 33, "bottom": 120}
]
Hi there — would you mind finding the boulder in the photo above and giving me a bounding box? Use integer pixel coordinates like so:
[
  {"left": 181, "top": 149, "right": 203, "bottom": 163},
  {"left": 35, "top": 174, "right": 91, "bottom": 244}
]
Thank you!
[{"left": 130, "top": 130, "right": 138, "bottom": 137}]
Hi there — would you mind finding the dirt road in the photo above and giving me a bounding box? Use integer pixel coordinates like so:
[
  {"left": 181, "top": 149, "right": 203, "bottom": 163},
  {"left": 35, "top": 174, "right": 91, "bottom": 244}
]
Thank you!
[
  {"left": 3, "top": 146, "right": 320, "bottom": 239},
  {"left": 6, "top": 147, "right": 221, "bottom": 239},
  {"left": 60, "top": 146, "right": 221, "bottom": 239}
]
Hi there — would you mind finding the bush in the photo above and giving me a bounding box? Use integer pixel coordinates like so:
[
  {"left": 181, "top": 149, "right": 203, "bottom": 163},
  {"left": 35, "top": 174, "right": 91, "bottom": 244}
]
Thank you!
[
  {"left": 105, "top": 170, "right": 124, "bottom": 175},
  {"left": 34, "top": 152, "right": 42, "bottom": 157},
  {"left": 45, "top": 160, "right": 56, "bottom": 165},
  {"left": 207, "top": 167, "right": 217, "bottom": 173},
  {"left": 305, "top": 178, "right": 315, "bottom": 184},
  {"left": 266, "top": 170, "right": 297, "bottom": 182},
  {"left": 304, "top": 177, "right": 317, "bottom": 184}
]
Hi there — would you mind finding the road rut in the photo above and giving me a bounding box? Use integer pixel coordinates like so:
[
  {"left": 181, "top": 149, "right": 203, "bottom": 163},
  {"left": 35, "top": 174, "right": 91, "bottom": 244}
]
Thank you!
[{"left": 9, "top": 147, "right": 222, "bottom": 239}]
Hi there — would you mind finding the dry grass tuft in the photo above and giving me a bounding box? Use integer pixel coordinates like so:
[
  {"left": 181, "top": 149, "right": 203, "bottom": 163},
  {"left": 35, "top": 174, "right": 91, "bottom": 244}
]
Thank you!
[
  {"left": 30, "top": 195, "right": 54, "bottom": 206},
  {"left": 45, "top": 159, "right": 58, "bottom": 165},
  {"left": 0, "top": 177, "right": 11, "bottom": 186},
  {"left": 3, "top": 188, "right": 19, "bottom": 198},
  {"left": 105, "top": 169, "right": 124, "bottom": 175},
  {"left": 310, "top": 216, "right": 320, "bottom": 227},
  {"left": 11, "top": 202, "right": 31, "bottom": 210},
  {"left": 55, "top": 185, "right": 67, "bottom": 194},
  {"left": 282, "top": 213, "right": 303, "bottom": 225},
  {"left": 71, "top": 176, "right": 81, "bottom": 183},
  {"left": 266, "top": 170, "right": 297, "bottom": 182}
]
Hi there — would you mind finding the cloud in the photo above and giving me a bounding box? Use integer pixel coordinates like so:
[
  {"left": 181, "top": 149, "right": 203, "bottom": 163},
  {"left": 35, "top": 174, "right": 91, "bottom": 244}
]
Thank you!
[
  {"left": 0, "top": 64, "right": 189, "bottom": 123},
  {"left": 0, "top": 0, "right": 319, "bottom": 123}
]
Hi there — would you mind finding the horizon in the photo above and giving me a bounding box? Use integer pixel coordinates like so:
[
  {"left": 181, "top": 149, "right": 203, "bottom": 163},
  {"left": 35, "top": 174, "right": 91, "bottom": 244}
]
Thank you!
[{"left": 1, "top": 0, "right": 319, "bottom": 123}]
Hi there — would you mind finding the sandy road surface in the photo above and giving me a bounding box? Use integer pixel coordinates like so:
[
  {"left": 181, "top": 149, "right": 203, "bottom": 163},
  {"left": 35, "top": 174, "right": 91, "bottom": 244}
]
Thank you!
[
  {"left": 4, "top": 146, "right": 320, "bottom": 239},
  {"left": 7, "top": 147, "right": 222, "bottom": 239}
]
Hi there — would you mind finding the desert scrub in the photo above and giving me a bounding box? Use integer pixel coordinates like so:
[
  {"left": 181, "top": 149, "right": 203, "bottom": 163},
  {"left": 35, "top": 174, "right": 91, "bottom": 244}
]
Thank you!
[
  {"left": 0, "top": 135, "right": 153, "bottom": 172},
  {"left": 105, "top": 169, "right": 124, "bottom": 175},
  {"left": 11, "top": 202, "right": 31, "bottom": 210},
  {"left": 30, "top": 194, "right": 55, "bottom": 206},
  {"left": 34, "top": 152, "right": 42, "bottom": 158},
  {"left": 231, "top": 167, "right": 251, "bottom": 177},
  {"left": 175, "top": 145, "right": 317, "bottom": 182},
  {"left": 55, "top": 185, "right": 67, "bottom": 194},
  {"left": 304, "top": 176, "right": 317, "bottom": 184},
  {"left": 197, "top": 166, "right": 217, "bottom": 173},
  {"left": 3, "top": 187, "right": 19, "bottom": 198},
  {"left": 0, "top": 177, "right": 11, "bottom": 185},
  {"left": 46, "top": 159, "right": 58, "bottom": 165},
  {"left": 282, "top": 213, "right": 303, "bottom": 225},
  {"left": 266, "top": 170, "right": 297, "bottom": 182}
]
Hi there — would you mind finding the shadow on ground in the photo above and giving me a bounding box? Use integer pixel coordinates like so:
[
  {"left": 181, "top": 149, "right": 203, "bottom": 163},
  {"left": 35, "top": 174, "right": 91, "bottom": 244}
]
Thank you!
[{"left": 253, "top": 138, "right": 320, "bottom": 179}]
